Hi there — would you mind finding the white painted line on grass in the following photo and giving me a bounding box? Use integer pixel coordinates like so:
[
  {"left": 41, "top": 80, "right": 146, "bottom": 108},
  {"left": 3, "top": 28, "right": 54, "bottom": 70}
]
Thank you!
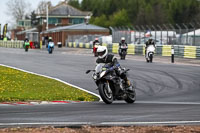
[{"left": 0, "top": 64, "right": 102, "bottom": 101}]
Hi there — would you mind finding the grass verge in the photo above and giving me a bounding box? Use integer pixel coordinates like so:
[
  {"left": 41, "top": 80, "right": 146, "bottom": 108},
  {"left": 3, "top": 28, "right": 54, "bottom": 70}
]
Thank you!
[{"left": 0, "top": 65, "right": 99, "bottom": 102}]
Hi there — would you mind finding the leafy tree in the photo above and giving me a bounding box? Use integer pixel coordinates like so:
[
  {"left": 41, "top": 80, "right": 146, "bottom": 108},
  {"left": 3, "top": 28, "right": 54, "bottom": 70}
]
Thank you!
[
  {"left": 110, "top": 9, "right": 131, "bottom": 27},
  {"left": 90, "top": 15, "right": 110, "bottom": 27},
  {"left": 68, "top": 0, "right": 80, "bottom": 9},
  {"left": 76, "top": 0, "right": 200, "bottom": 27},
  {"left": 30, "top": 11, "right": 39, "bottom": 27}
]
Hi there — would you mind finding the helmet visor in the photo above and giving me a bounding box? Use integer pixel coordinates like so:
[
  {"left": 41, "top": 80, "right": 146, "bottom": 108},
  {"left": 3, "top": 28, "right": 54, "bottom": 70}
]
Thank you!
[{"left": 97, "top": 50, "right": 106, "bottom": 56}]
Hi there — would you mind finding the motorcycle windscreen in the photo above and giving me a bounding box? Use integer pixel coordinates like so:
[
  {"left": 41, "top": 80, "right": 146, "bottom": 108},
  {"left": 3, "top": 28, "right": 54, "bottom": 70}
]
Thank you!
[{"left": 95, "top": 63, "right": 105, "bottom": 73}]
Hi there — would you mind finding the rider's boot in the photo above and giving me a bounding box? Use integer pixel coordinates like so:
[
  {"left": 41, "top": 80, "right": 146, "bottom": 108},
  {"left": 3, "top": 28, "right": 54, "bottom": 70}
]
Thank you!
[{"left": 125, "top": 79, "right": 134, "bottom": 93}]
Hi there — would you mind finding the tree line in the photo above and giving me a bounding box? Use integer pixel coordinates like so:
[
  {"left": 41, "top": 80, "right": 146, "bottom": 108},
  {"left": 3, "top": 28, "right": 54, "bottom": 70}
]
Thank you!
[{"left": 68, "top": 0, "right": 200, "bottom": 28}]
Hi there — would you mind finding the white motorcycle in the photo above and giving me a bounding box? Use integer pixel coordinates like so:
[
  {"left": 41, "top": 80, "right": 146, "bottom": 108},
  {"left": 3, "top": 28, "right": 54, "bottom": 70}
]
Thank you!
[
  {"left": 145, "top": 44, "right": 155, "bottom": 63},
  {"left": 119, "top": 45, "right": 128, "bottom": 60}
]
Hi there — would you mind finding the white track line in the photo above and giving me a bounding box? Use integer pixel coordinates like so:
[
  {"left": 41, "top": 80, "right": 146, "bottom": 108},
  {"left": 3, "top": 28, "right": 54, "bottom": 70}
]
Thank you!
[
  {"left": 0, "top": 122, "right": 91, "bottom": 126},
  {"left": 0, "top": 64, "right": 102, "bottom": 101},
  {"left": 100, "top": 121, "right": 200, "bottom": 125},
  {"left": 136, "top": 101, "right": 200, "bottom": 105},
  {"left": 1, "top": 121, "right": 200, "bottom": 126}
]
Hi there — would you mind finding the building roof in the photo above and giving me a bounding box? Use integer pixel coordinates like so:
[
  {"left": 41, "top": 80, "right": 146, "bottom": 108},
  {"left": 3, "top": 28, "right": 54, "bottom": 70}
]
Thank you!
[
  {"left": 183, "top": 29, "right": 200, "bottom": 36},
  {"left": 40, "top": 2, "right": 91, "bottom": 17},
  {"left": 41, "top": 23, "right": 109, "bottom": 34},
  {"left": 16, "top": 28, "right": 38, "bottom": 35}
]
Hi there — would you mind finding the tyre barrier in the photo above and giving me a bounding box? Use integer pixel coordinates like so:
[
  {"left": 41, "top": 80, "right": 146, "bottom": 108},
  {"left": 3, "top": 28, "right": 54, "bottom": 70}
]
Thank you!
[
  {"left": 0, "top": 40, "right": 24, "bottom": 49},
  {"left": 67, "top": 42, "right": 200, "bottom": 59}
]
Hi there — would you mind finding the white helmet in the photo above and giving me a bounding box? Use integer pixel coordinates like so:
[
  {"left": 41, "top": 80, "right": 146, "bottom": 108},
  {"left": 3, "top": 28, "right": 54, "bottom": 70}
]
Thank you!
[
  {"left": 121, "top": 37, "right": 125, "bottom": 41},
  {"left": 97, "top": 46, "right": 108, "bottom": 59}
]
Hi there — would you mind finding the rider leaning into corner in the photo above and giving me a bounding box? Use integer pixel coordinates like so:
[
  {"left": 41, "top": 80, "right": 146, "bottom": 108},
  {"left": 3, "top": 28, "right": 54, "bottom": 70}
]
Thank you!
[
  {"left": 145, "top": 38, "right": 155, "bottom": 56},
  {"left": 118, "top": 37, "right": 128, "bottom": 54},
  {"left": 96, "top": 46, "right": 133, "bottom": 92}
]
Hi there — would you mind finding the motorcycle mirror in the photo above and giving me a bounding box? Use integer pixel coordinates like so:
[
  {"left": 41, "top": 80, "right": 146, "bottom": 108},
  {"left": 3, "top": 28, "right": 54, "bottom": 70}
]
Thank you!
[{"left": 86, "top": 70, "right": 91, "bottom": 74}]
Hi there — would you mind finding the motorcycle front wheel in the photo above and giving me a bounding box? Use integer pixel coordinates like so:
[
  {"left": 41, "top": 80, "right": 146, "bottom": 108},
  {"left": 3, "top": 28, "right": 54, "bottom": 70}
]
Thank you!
[
  {"left": 49, "top": 48, "right": 52, "bottom": 54},
  {"left": 98, "top": 82, "right": 113, "bottom": 104},
  {"left": 125, "top": 85, "right": 136, "bottom": 104},
  {"left": 25, "top": 46, "right": 28, "bottom": 52}
]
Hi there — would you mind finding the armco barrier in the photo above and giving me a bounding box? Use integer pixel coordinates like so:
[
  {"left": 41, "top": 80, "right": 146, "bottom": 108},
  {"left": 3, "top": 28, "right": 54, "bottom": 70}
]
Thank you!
[
  {"left": 197, "top": 47, "right": 200, "bottom": 59},
  {"left": 0, "top": 40, "right": 24, "bottom": 48},
  {"left": 184, "top": 46, "right": 196, "bottom": 59},
  {"left": 67, "top": 42, "right": 200, "bottom": 59}
]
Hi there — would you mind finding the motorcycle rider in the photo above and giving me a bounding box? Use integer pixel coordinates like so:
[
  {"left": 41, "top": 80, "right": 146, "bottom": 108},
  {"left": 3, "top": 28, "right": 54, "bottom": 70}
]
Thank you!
[
  {"left": 24, "top": 36, "right": 29, "bottom": 47},
  {"left": 96, "top": 46, "right": 133, "bottom": 93},
  {"left": 93, "top": 38, "right": 100, "bottom": 47},
  {"left": 145, "top": 38, "right": 155, "bottom": 56},
  {"left": 119, "top": 37, "right": 128, "bottom": 56},
  {"left": 48, "top": 37, "right": 54, "bottom": 50},
  {"left": 48, "top": 37, "right": 53, "bottom": 43},
  {"left": 24, "top": 36, "right": 29, "bottom": 43}
]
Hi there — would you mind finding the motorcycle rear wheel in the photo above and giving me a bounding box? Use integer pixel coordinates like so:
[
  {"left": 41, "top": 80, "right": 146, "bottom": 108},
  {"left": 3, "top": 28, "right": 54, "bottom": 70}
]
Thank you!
[{"left": 98, "top": 83, "right": 113, "bottom": 104}]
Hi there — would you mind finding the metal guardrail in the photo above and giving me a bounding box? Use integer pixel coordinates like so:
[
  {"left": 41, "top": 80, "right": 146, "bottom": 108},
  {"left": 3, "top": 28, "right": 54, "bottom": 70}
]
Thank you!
[
  {"left": 0, "top": 41, "right": 24, "bottom": 48},
  {"left": 67, "top": 42, "right": 200, "bottom": 59}
]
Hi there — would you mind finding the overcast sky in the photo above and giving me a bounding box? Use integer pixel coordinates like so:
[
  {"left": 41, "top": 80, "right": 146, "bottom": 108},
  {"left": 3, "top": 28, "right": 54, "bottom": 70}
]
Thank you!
[{"left": 0, "top": 0, "right": 82, "bottom": 33}]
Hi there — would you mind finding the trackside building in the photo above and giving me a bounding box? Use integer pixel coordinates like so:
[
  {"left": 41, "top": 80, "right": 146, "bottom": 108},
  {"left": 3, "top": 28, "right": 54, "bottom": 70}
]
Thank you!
[{"left": 40, "top": 23, "right": 110, "bottom": 46}]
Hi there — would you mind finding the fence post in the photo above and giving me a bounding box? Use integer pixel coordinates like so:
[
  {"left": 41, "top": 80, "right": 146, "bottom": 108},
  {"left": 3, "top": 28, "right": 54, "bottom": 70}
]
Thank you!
[
  {"left": 109, "top": 26, "right": 114, "bottom": 43},
  {"left": 176, "top": 24, "right": 182, "bottom": 45},
  {"left": 141, "top": 25, "right": 146, "bottom": 43},
  {"left": 189, "top": 23, "right": 195, "bottom": 46},
  {"left": 151, "top": 25, "right": 157, "bottom": 42},
  {"left": 157, "top": 25, "right": 163, "bottom": 45},
  {"left": 136, "top": 25, "right": 141, "bottom": 44},
  {"left": 182, "top": 23, "right": 189, "bottom": 45},
  {"left": 146, "top": 25, "right": 151, "bottom": 36},
  {"left": 163, "top": 24, "right": 168, "bottom": 44},
  {"left": 169, "top": 24, "right": 176, "bottom": 45}
]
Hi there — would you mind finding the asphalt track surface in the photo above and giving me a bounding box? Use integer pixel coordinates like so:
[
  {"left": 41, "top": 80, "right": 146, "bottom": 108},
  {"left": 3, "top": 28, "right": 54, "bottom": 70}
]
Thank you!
[{"left": 0, "top": 47, "right": 200, "bottom": 127}]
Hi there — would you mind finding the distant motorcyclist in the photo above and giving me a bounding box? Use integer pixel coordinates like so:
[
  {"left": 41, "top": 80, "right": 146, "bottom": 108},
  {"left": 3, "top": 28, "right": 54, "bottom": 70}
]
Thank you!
[
  {"left": 24, "top": 36, "right": 29, "bottom": 43},
  {"left": 145, "top": 38, "right": 155, "bottom": 55},
  {"left": 96, "top": 46, "right": 132, "bottom": 92},
  {"left": 24, "top": 37, "right": 29, "bottom": 47},
  {"left": 23, "top": 36, "right": 30, "bottom": 52},
  {"left": 119, "top": 37, "right": 128, "bottom": 56},
  {"left": 93, "top": 38, "right": 101, "bottom": 56},
  {"left": 93, "top": 38, "right": 100, "bottom": 47},
  {"left": 48, "top": 37, "right": 53, "bottom": 43}
]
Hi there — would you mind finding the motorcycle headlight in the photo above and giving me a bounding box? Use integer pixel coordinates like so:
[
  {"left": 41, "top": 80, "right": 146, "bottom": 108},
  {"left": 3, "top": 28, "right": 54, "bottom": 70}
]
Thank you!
[
  {"left": 100, "top": 71, "right": 106, "bottom": 78},
  {"left": 93, "top": 73, "right": 97, "bottom": 80},
  {"left": 93, "top": 75, "right": 97, "bottom": 80}
]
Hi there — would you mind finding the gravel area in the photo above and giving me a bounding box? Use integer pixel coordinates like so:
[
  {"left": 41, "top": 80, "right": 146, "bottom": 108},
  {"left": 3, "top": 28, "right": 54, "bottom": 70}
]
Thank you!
[{"left": 1, "top": 126, "right": 200, "bottom": 133}]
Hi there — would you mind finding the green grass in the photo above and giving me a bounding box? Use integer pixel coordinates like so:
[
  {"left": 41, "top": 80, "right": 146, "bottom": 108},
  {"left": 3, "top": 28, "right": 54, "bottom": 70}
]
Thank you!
[{"left": 0, "top": 65, "right": 99, "bottom": 102}]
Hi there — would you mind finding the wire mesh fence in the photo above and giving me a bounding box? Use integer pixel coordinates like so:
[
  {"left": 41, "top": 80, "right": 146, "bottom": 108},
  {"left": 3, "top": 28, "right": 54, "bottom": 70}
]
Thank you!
[{"left": 110, "top": 23, "right": 200, "bottom": 46}]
